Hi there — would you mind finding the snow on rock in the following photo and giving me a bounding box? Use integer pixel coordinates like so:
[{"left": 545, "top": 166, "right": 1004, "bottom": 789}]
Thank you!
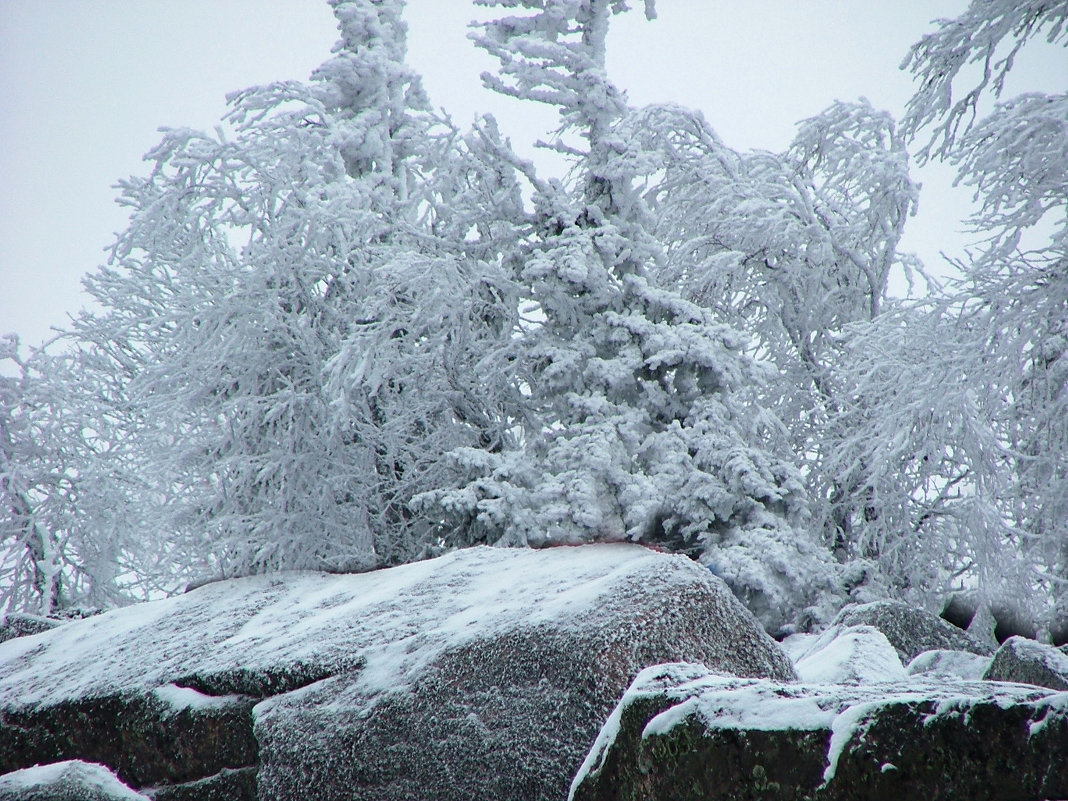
[
  {"left": 570, "top": 662, "right": 1068, "bottom": 801},
  {"left": 830, "top": 600, "right": 993, "bottom": 662},
  {"left": 906, "top": 649, "right": 992, "bottom": 680},
  {"left": 149, "top": 683, "right": 250, "bottom": 714},
  {"left": 0, "top": 544, "right": 786, "bottom": 710},
  {"left": 984, "top": 635, "right": 1068, "bottom": 691},
  {"left": 0, "top": 544, "right": 794, "bottom": 801},
  {"left": 793, "top": 625, "right": 907, "bottom": 684},
  {"left": 0, "top": 760, "right": 149, "bottom": 801},
  {"left": 778, "top": 631, "right": 819, "bottom": 663},
  {"left": 251, "top": 544, "right": 795, "bottom": 801}
]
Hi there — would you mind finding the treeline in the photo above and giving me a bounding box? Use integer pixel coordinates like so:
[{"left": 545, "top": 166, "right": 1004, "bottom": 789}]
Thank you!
[{"left": 1, "top": 0, "right": 1064, "bottom": 638}]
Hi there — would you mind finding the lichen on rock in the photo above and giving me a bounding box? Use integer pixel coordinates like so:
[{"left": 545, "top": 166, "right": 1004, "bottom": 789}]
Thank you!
[{"left": 570, "top": 662, "right": 1068, "bottom": 801}]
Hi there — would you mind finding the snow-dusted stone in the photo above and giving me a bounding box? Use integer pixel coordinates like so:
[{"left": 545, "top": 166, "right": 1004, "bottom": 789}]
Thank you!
[
  {"left": 0, "top": 613, "right": 62, "bottom": 644},
  {"left": 793, "top": 625, "right": 906, "bottom": 684},
  {"left": 0, "top": 760, "right": 148, "bottom": 801},
  {"left": 252, "top": 545, "right": 795, "bottom": 801},
  {"left": 906, "top": 649, "right": 991, "bottom": 680},
  {"left": 570, "top": 662, "right": 1068, "bottom": 801},
  {"left": 0, "top": 545, "right": 793, "bottom": 801},
  {"left": 984, "top": 635, "right": 1068, "bottom": 691},
  {"left": 831, "top": 600, "right": 993, "bottom": 662}
]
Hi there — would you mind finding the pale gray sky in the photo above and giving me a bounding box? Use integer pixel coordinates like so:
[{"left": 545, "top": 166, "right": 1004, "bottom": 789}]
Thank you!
[{"left": 1, "top": 1, "right": 1064, "bottom": 354}]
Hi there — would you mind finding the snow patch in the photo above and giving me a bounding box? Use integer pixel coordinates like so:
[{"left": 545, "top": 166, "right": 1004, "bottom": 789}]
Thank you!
[
  {"left": 795, "top": 625, "right": 906, "bottom": 684},
  {"left": 0, "top": 760, "right": 147, "bottom": 799},
  {"left": 906, "top": 649, "right": 991, "bottom": 680},
  {"left": 779, "top": 632, "right": 819, "bottom": 662},
  {"left": 644, "top": 682, "right": 834, "bottom": 736},
  {"left": 150, "top": 683, "right": 245, "bottom": 712}
]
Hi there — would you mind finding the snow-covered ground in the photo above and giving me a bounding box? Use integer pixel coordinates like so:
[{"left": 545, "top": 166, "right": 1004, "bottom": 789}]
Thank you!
[{"left": 791, "top": 625, "right": 907, "bottom": 684}]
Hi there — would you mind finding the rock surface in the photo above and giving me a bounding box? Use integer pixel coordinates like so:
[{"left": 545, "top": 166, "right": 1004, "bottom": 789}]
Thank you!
[
  {"left": 0, "top": 544, "right": 792, "bottom": 801},
  {"left": 831, "top": 600, "right": 993, "bottom": 662},
  {"left": 984, "top": 635, "right": 1068, "bottom": 691},
  {"left": 570, "top": 662, "right": 1068, "bottom": 801},
  {"left": 252, "top": 546, "right": 795, "bottom": 801},
  {"left": 0, "top": 685, "right": 257, "bottom": 792},
  {"left": 0, "top": 760, "right": 148, "bottom": 801},
  {"left": 0, "top": 613, "right": 62, "bottom": 644}
]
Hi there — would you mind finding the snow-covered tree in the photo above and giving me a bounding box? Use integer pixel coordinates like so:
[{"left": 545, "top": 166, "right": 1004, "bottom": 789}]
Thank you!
[
  {"left": 0, "top": 338, "right": 64, "bottom": 614},
  {"left": 812, "top": 0, "right": 1068, "bottom": 630},
  {"left": 905, "top": 0, "right": 1067, "bottom": 628},
  {"left": 817, "top": 303, "right": 1016, "bottom": 607},
  {"left": 420, "top": 0, "right": 836, "bottom": 632},
  {"left": 69, "top": 0, "right": 521, "bottom": 582},
  {"left": 629, "top": 101, "right": 922, "bottom": 565},
  {"left": 0, "top": 337, "right": 156, "bottom": 614}
]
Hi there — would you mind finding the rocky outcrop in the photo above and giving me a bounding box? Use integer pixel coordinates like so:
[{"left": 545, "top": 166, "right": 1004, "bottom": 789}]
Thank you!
[
  {"left": 252, "top": 546, "right": 794, "bottom": 801},
  {"left": 984, "top": 635, "right": 1068, "bottom": 691},
  {"left": 0, "top": 613, "right": 62, "bottom": 644},
  {"left": 570, "top": 662, "right": 1068, "bottom": 801},
  {"left": 831, "top": 600, "right": 993, "bottom": 662},
  {"left": 0, "top": 760, "right": 149, "bottom": 801},
  {"left": 0, "top": 544, "right": 792, "bottom": 801}
]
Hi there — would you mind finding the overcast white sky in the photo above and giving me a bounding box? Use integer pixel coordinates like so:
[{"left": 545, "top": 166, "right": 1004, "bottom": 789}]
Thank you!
[{"left": 1, "top": 1, "right": 1065, "bottom": 355}]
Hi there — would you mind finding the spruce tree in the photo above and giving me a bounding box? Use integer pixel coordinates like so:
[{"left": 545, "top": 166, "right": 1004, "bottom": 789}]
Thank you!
[{"left": 425, "top": 0, "right": 834, "bottom": 632}]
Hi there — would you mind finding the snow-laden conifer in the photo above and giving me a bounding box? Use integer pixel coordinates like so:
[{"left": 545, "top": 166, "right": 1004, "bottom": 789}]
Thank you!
[
  {"left": 421, "top": 0, "right": 835, "bottom": 632},
  {"left": 628, "top": 100, "right": 921, "bottom": 560}
]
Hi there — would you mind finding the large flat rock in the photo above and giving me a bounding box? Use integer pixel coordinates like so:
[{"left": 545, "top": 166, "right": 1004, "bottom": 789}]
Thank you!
[
  {"left": 571, "top": 662, "right": 1068, "bottom": 801},
  {"left": 0, "top": 544, "right": 793, "bottom": 800}
]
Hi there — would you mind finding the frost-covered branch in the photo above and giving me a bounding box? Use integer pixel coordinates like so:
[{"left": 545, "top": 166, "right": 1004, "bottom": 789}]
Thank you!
[{"left": 901, "top": 0, "right": 1068, "bottom": 160}]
